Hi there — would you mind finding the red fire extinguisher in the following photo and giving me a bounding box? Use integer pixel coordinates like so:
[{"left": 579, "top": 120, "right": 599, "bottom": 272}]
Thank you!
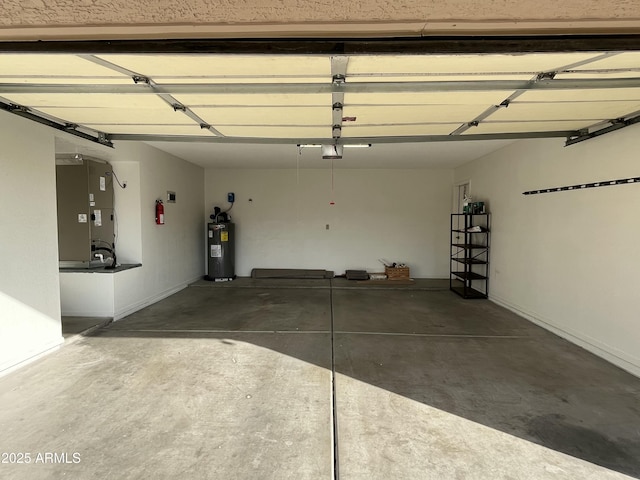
[{"left": 155, "top": 199, "right": 165, "bottom": 225}]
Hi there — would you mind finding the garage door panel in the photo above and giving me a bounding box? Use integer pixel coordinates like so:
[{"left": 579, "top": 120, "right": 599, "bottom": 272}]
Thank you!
[
  {"left": 0, "top": 77, "right": 133, "bottom": 85},
  {"left": 37, "top": 107, "right": 194, "bottom": 125},
  {"left": 342, "top": 124, "right": 457, "bottom": 137},
  {"left": 155, "top": 76, "right": 329, "bottom": 84},
  {"left": 489, "top": 101, "right": 640, "bottom": 122},
  {"left": 173, "top": 93, "right": 331, "bottom": 107},
  {"left": 0, "top": 54, "right": 130, "bottom": 78},
  {"left": 345, "top": 105, "right": 488, "bottom": 123},
  {"left": 346, "top": 53, "right": 600, "bottom": 75},
  {"left": 345, "top": 91, "right": 513, "bottom": 106},
  {"left": 570, "top": 52, "right": 640, "bottom": 71},
  {"left": 192, "top": 106, "right": 330, "bottom": 126},
  {"left": 556, "top": 71, "right": 640, "bottom": 80},
  {"left": 465, "top": 120, "right": 595, "bottom": 135},
  {"left": 347, "top": 74, "right": 533, "bottom": 83},
  {"left": 518, "top": 88, "right": 640, "bottom": 103},
  {"left": 86, "top": 124, "right": 216, "bottom": 136},
  {"left": 3, "top": 93, "right": 169, "bottom": 109},
  {"left": 216, "top": 126, "right": 329, "bottom": 138},
  {"left": 96, "top": 54, "right": 330, "bottom": 77},
  {"left": 2, "top": 51, "right": 639, "bottom": 143}
]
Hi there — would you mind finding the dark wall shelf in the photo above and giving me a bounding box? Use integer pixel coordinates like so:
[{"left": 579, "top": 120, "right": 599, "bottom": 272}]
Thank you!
[{"left": 450, "top": 213, "right": 490, "bottom": 299}]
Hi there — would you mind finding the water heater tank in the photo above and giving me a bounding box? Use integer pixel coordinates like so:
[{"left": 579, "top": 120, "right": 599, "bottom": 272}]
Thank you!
[{"left": 206, "top": 223, "right": 235, "bottom": 281}]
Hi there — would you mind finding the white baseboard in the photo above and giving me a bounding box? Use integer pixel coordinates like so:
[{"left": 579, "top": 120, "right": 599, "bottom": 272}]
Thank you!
[
  {"left": 490, "top": 293, "right": 640, "bottom": 379},
  {"left": 60, "top": 309, "right": 114, "bottom": 318},
  {"left": 0, "top": 337, "right": 64, "bottom": 378},
  {"left": 114, "top": 275, "right": 202, "bottom": 321}
]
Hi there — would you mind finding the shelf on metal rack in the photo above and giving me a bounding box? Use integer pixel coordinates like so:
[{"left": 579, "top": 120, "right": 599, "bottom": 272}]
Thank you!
[
  {"left": 450, "top": 286, "right": 487, "bottom": 299},
  {"left": 451, "top": 243, "right": 487, "bottom": 249},
  {"left": 450, "top": 212, "right": 490, "bottom": 299},
  {"left": 452, "top": 271, "right": 487, "bottom": 280},
  {"left": 452, "top": 257, "right": 487, "bottom": 265}
]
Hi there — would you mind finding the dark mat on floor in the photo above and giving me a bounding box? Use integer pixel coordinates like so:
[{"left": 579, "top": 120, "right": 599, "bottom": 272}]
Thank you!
[{"left": 251, "top": 268, "right": 334, "bottom": 279}]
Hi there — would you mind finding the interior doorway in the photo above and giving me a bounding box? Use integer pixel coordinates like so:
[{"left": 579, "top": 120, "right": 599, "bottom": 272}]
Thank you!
[
  {"left": 454, "top": 182, "right": 470, "bottom": 214},
  {"left": 453, "top": 181, "right": 469, "bottom": 231}
]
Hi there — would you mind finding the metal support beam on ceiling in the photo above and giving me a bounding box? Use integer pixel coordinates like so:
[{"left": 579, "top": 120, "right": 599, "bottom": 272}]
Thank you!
[
  {"left": 565, "top": 113, "right": 640, "bottom": 146},
  {"left": 0, "top": 98, "right": 113, "bottom": 147},
  {"left": 331, "top": 56, "right": 349, "bottom": 141},
  {"left": 78, "top": 54, "right": 224, "bottom": 136},
  {"left": 452, "top": 52, "right": 622, "bottom": 136},
  {"left": 450, "top": 103, "right": 506, "bottom": 135},
  {"left": 106, "top": 130, "right": 575, "bottom": 144},
  {"left": 4, "top": 77, "right": 640, "bottom": 95}
]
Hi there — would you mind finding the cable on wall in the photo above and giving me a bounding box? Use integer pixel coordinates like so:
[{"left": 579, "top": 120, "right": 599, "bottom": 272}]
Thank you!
[
  {"left": 106, "top": 170, "right": 127, "bottom": 189},
  {"left": 523, "top": 176, "right": 640, "bottom": 195}
]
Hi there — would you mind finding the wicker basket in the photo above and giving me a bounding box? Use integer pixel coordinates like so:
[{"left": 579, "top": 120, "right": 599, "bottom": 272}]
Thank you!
[{"left": 385, "top": 266, "right": 410, "bottom": 279}]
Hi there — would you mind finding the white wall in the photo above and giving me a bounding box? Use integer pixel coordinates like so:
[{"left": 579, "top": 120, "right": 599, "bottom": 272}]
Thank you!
[
  {"left": 111, "top": 141, "right": 205, "bottom": 318},
  {"left": 455, "top": 126, "right": 640, "bottom": 377},
  {"left": 0, "top": 111, "right": 205, "bottom": 374},
  {"left": 205, "top": 168, "right": 453, "bottom": 277},
  {"left": 113, "top": 142, "right": 204, "bottom": 298},
  {"left": 57, "top": 140, "right": 205, "bottom": 319},
  {"left": 59, "top": 272, "right": 114, "bottom": 317},
  {"left": 0, "top": 111, "right": 63, "bottom": 375},
  {"left": 110, "top": 160, "right": 142, "bottom": 264}
]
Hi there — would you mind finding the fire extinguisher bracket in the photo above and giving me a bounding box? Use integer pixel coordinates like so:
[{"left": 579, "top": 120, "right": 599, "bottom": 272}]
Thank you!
[{"left": 155, "top": 199, "right": 165, "bottom": 225}]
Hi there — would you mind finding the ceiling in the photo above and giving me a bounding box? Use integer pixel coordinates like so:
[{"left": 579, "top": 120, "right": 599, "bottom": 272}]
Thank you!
[
  {"left": 142, "top": 140, "right": 517, "bottom": 169},
  {"left": 3, "top": 50, "right": 640, "bottom": 168}
]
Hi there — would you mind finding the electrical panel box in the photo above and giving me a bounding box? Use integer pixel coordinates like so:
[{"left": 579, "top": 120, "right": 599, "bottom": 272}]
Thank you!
[{"left": 56, "top": 155, "right": 115, "bottom": 268}]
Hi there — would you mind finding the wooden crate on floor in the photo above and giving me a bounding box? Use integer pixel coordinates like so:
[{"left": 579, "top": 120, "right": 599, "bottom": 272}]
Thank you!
[{"left": 385, "top": 266, "right": 410, "bottom": 280}]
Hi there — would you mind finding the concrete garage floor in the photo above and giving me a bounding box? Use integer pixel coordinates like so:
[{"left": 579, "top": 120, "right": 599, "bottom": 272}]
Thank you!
[
  {"left": 62, "top": 316, "right": 111, "bottom": 339},
  {"left": 1, "top": 279, "right": 640, "bottom": 479}
]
